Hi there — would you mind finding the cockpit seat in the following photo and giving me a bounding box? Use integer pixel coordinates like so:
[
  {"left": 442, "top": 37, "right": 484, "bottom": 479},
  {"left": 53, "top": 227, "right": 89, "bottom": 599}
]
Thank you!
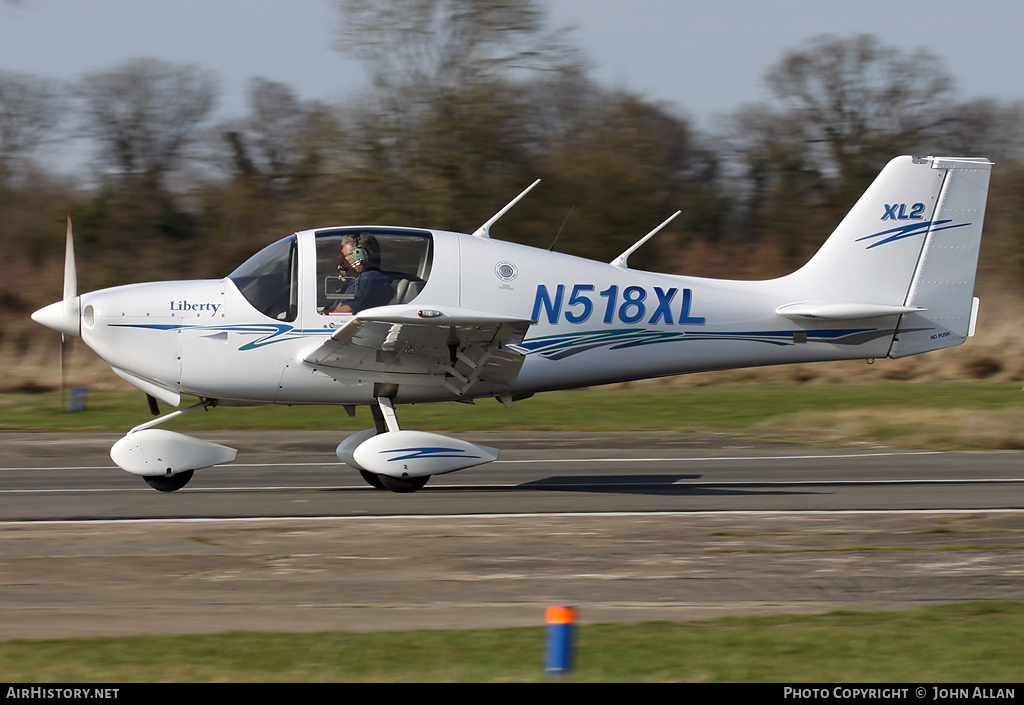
[
  {"left": 384, "top": 274, "right": 426, "bottom": 305},
  {"left": 401, "top": 280, "right": 424, "bottom": 303},
  {"left": 389, "top": 278, "right": 409, "bottom": 305}
]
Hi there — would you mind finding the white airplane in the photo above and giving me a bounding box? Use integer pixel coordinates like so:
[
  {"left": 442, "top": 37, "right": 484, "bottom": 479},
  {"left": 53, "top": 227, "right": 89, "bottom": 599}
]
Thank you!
[{"left": 32, "top": 155, "right": 992, "bottom": 492}]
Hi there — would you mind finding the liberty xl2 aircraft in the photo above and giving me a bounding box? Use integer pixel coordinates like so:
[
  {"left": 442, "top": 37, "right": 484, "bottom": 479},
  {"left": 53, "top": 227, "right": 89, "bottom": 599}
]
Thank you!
[{"left": 32, "top": 155, "right": 993, "bottom": 492}]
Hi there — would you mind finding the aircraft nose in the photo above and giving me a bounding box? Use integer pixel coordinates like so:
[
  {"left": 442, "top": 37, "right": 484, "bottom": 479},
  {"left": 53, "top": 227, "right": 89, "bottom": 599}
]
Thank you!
[{"left": 31, "top": 299, "right": 80, "bottom": 337}]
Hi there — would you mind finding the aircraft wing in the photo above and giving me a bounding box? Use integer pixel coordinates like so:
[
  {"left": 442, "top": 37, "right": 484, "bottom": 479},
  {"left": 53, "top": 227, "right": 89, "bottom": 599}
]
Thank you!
[{"left": 303, "top": 304, "right": 533, "bottom": 395}]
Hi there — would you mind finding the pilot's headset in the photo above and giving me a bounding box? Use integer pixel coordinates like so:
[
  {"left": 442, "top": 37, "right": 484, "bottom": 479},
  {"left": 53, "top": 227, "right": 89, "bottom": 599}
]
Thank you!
[{"left": 348, "top": 246, "right": 369, "bottom": 267}]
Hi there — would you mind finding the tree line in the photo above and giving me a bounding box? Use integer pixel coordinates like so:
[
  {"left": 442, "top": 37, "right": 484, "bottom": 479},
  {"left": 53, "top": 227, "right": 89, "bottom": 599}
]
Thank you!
[{"left": 2, "top": 0, "right": 1023, "bottom": 342}]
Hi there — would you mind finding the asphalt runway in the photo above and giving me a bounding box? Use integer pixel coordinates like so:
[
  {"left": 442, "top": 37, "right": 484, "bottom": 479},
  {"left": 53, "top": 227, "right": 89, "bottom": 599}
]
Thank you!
[{"left": 1, "top": 430, "right": 1023, "bottom": 638}]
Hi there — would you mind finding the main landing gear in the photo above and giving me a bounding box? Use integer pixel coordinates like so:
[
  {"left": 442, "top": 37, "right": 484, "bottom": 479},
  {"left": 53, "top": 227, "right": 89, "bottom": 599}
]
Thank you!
[
  {"left": 353, "top": 397, "right": 431, "bottom": 493},
  {"left": 357, "top": 467, "right": 427, "bottom": 492},
  {"left": 340, "top": 397, "right": 498, "bottom": 493}
]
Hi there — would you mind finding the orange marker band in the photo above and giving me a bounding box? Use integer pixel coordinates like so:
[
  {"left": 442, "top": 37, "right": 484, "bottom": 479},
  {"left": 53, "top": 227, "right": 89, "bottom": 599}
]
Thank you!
[{"left": 545, "top": 606, "right": 577, "bottom": 624}]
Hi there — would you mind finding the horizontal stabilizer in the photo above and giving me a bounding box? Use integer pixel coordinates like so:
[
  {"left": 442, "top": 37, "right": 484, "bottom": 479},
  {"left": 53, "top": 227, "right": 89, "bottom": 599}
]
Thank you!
[{"left": 776, "top": 302, "right": 926, "bottom": 320}]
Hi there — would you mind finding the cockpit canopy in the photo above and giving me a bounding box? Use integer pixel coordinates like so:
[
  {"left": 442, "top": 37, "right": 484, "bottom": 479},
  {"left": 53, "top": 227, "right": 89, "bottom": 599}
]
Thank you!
[
  {"left": 228, "top": 228, "right": 433, "bottom": 322},
  {"left": 315, "top": 228, "right": 432, "bottom": 315}
]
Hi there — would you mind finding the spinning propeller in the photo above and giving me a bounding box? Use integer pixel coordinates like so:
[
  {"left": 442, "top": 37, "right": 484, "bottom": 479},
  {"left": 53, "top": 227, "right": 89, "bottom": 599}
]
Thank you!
[
  {"left": 31, "top": 216, "right": 81, "bottom": 404},
  {"left": 31, "top": 216, "right": 81, "bottom": 338}
]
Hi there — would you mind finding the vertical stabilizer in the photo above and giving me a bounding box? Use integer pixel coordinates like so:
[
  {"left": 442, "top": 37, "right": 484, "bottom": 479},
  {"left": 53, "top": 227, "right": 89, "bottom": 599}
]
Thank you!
[{"left": 782, "top": 155, "right": 992, "bottom": 358}]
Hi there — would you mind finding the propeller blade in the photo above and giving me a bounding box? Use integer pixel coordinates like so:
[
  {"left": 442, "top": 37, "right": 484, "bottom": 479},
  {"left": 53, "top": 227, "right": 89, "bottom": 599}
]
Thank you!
[
  {"left": 63, "top": 215, "right": 76, "bottom": 302},
  {"left": 34, "top": 215, "right": 82, "bottom": 337},
  {"left": 61, "top": 215, "right": 80, "bottom": 336}
]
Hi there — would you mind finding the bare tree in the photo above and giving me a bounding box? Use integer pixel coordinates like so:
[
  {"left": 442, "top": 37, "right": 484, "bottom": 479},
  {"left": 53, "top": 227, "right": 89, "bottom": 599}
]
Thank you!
[
  {"left": 721, "top": 35, "right": 965, "bottom": 265},
  {"left": 79, "top": 58, "right": 218, "bottom": 185},
  {"left": 0, "top": 71, "right": 66, "bottom": 188},
  {"left": 221, "top": 78, "right": 341, "bottom": 188},
  {"left": 329, "top": 0, "right": 584, "bottom": 226},
  {"left": 334, "top": 0, "right": 577, "bottom": 100},
  {"left": 763, "top": 34, "right": 956, "bottom": 188},
  {"left": 937, "top": 98, "right": 1024, "bottom": 162}
]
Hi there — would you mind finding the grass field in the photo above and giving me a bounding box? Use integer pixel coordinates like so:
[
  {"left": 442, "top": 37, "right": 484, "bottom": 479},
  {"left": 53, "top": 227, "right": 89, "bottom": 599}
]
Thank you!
[
  {"left": 4, "top": 381, "right": 1024, "bottom": 450},
  {"left": 1, "top": 603, "right": 1022, "bottom": 682}
]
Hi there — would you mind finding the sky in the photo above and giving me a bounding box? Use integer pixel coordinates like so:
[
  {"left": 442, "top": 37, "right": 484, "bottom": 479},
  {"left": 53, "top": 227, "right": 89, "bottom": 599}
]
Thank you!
[{"left": 0, "top": 0, "right": 1021, "bottom": 132}]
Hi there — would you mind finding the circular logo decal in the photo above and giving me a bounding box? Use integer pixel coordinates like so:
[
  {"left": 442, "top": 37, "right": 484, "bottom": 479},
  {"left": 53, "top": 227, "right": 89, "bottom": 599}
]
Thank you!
[{"left": 495, "top": 261, "right": 518, "bottom": 282}]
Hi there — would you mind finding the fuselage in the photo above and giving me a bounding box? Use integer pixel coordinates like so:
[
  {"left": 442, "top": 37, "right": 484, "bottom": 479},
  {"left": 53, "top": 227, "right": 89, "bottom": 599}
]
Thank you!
[{"left": 76, "top": 225, "right": 898, "bottom": 407}]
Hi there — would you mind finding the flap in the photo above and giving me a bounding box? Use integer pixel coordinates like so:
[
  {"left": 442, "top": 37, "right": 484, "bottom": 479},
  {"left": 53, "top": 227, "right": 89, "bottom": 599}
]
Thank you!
[{"left": 304, "top": 304, "right": 533, "bottom": 394}]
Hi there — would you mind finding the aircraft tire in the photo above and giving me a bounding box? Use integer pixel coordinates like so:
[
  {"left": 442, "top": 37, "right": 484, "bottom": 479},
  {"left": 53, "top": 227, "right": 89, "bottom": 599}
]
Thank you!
[
  {"left": 143, "top": 469, "right": 195, "bottom": 492},
  {"left": 378, "top": 474, "right": 429, "bottom": 493},
  {"left": 359, "top": 470, "right": 386, "bottom": 490}
]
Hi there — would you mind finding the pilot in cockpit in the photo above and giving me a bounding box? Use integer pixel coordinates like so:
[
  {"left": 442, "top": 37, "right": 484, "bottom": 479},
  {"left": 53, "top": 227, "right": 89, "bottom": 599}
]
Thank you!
[{"left": 324, "top": 233, "right": 392, "bottom": 314}]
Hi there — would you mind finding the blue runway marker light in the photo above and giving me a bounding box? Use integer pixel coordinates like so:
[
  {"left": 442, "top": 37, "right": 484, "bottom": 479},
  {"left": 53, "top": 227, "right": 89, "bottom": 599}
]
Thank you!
[{"left": 545, "top": 606, "right": 577, "bottom": 675}]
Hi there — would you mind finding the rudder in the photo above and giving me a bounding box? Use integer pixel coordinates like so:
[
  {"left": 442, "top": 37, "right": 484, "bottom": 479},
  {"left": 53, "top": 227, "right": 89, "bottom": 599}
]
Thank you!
[{"left": 887, "top": 157, "right": 992, "bottom": 357}]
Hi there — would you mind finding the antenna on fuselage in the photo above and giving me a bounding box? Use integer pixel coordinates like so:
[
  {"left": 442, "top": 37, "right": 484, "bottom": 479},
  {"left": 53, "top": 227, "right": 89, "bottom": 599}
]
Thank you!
[
  {"left": 610, "top": 211, "right": 681, "bottom": 268},
  {"left": 472, "top": 179, "right": 541, "bottom": 238},
  {"left": 548, "top": 205, "right": 575, "bottom": 251}
]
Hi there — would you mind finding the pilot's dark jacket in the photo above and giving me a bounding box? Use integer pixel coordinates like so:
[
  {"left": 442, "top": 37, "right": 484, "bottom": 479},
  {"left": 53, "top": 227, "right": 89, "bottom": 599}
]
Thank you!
[{"left": 344, "top": 267, "right": 392, "bottom": 313}]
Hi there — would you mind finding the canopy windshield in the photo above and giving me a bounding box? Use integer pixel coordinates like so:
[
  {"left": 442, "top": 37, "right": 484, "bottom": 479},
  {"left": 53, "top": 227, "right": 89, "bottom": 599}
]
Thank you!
[{"left": 228, "top": 235, "right": 298, "bottom": 321}]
